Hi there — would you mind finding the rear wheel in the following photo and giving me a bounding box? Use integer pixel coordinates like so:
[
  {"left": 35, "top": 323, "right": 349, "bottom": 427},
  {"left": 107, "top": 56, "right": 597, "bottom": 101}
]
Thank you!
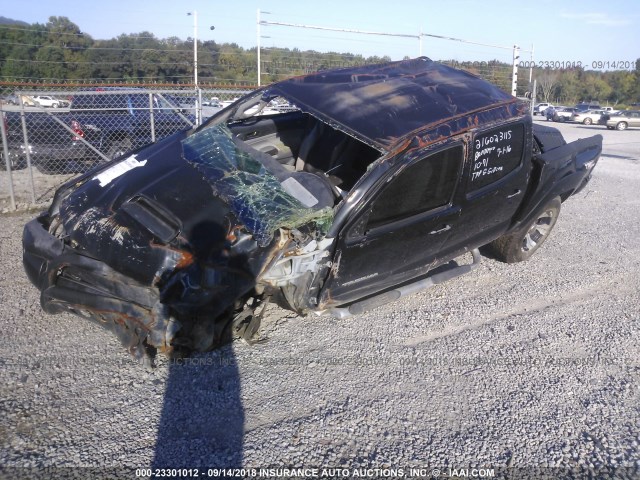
[
  {"left": 616, "top": 122, "right": 628, "bottom": 131},
  {"left": 0, "top": 151, "right": 26, "bottom": 171},
  {"left": 583, "top": 118, "right": 592, "bottom": 125},
  {"left": 488, "top": 197, "right": 561, "bottom": 263}
]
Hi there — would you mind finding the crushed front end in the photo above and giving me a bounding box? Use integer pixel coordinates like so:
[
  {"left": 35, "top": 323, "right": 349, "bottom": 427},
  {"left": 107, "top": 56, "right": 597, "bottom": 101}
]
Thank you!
[{"left": 23, "top": 126, "right": 333, "bottom": 362}]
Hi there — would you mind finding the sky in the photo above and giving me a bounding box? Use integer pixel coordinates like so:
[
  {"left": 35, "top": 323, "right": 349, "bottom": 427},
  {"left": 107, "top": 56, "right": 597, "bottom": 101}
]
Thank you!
[{"left": 2, "top": 0, "right": 639, "bottom": 68}]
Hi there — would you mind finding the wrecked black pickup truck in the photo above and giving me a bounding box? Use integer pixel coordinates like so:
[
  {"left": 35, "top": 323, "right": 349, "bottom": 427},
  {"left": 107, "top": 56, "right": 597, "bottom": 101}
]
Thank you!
[{"left": 23, "top": 57, "right": 602, "bottom": 362}]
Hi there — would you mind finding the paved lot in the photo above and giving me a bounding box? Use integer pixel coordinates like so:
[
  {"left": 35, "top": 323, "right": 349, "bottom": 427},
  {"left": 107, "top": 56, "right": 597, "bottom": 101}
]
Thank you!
[{"left": 1, "top": 117, "right": 639, "bottom": 477}]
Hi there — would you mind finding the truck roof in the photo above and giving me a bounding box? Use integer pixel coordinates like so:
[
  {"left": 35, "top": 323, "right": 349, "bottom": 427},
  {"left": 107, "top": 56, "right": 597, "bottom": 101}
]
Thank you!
[{"left": 270, "top": 57, "right": 520, "bottom": 151}]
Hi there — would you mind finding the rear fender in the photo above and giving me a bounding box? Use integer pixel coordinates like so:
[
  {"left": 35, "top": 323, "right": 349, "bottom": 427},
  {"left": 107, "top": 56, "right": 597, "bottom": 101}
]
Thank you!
[{"left": 511, "top": 134, "right": 602, "bottom": 231}]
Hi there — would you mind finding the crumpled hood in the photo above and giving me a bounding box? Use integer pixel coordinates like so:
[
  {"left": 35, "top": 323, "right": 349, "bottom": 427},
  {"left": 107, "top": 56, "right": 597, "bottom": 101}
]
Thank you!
[{"left": 54, "top": 130, "right": 259, "bottom": 289}]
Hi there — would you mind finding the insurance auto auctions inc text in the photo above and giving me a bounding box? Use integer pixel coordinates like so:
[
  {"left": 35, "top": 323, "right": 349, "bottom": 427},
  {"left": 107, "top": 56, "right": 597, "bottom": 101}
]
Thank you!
[{"left": 199, "top": 467, "right": 496, "bottom": 478}]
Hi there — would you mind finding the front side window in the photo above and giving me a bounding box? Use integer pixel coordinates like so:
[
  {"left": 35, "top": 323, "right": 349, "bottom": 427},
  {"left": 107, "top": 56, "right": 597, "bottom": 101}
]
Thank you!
[{"left": 367, "top": 145, "right": 462, "bottom": 228}]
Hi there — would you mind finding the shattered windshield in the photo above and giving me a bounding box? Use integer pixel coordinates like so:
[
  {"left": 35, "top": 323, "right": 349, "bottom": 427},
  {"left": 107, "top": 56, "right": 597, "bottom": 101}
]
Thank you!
[{"left": 181, "top": 125, "right": 334, "bottom": 246}]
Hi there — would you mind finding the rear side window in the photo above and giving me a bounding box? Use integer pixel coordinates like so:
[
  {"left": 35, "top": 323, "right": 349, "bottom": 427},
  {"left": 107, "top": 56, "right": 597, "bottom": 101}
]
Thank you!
[
  {"left": 469, "top": 123, "right": 524, "bottom": 191},
  {"left": 368, "top": 145, "right": 462, "bottom": 228},
  {"left": 71, "top": 94, "right": 130, "bottom": 113}
]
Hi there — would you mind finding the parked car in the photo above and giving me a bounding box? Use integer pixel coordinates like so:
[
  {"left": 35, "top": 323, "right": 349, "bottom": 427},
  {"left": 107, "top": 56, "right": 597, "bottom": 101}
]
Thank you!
[
  {"left": 220, "top": 98, "right": 239, "bottom": 108},
  {"left": 202, "top": 98, "right": 222, "bottom": 108},
  {"left": 572, "top": 109, "right": 607, "bottom": 125},
  {"left": 0, "top": 144, "right": 28, "bottom": 171},
  {"left": 574, "top": 103, "right": 601, "bottom": 112},
  {"left": 5, "top": 89, "right": 194, "bottom": 174},
  {"left": 3, "top": 111, "right": 90, "bottom": 173},
  {"left": 605, "top": 110, "right": 640, "bottom": 130},
  {"left": 1, "top": 94, "right": 19, "bottom": 106},
  {"left": 22, "top": 57, "right": 602, "bottom": 363},
  {"left": 33, "top": 95, "right": 62, "bottom": 108},
  {"left": 552, "top": 107, "right": 577, "bottom": 122},
  {"left": 0, "top": 112, "right": 28, "bottom": 171},
  {"left": 533, "top": 102, "right": 553, "bottom": 116}
]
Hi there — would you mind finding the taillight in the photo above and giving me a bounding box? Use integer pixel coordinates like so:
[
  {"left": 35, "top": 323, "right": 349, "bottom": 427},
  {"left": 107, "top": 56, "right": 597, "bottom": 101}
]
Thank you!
[{"left": 71, "top": 120, "right": 84, "bottom": 140}]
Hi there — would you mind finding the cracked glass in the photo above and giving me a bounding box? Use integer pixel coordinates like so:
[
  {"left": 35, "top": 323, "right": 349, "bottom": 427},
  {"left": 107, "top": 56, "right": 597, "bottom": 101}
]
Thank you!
[{"left": 181, "top": 125, "right": 334, "bottom": 246}]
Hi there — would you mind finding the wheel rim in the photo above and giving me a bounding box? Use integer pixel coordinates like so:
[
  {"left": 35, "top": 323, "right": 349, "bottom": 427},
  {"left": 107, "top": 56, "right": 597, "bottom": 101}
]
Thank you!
[
  {"left": 584, "top": 118, "right": 592, "bottom": 125},
  {"left": 617, "top": 122, "right": 627, "bottom": 130},
  {"left": 522, "top": 208, "right": 556, "bottom": 252}
]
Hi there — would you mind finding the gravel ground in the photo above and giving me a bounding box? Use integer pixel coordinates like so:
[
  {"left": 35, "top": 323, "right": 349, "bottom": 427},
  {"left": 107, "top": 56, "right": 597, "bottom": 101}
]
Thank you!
[{"left": 1, "top": 117, "right": 639, "bottom": 478}]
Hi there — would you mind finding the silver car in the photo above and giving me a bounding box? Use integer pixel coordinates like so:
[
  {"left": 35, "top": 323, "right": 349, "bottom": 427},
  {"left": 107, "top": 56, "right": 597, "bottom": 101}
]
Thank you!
[
  {"left": 572, "top": 109, "right": 606, "bottom": 125},
  {"left": 534, "top": 102, "right": 553, "bottom": 116},
  {"left": 606, "top": 111, "right": 640, "bottom": 130}
]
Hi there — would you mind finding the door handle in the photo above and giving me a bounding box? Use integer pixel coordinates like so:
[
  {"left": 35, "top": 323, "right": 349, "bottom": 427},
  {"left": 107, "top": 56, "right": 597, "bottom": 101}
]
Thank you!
[
  {"left": 507, "top": 189, "right": 522, "bottom": 199},
  {"left": 429, "top": 224, "right": 451, "bottom": 234}
]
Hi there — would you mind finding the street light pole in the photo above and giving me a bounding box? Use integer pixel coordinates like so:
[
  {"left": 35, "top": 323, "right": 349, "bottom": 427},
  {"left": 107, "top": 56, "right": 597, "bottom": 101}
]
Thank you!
[
  {"left": 257, "top": 9, "right": 261, "bottom": 87},
  {"left": 257, "top": 10, "right": 272, "bottom": 87},
  {"left": 188, "top": 11, "right": 198, "bottom": 88},
  {"left": 187, "top": 11, "right": 201, "bottom": 124}
]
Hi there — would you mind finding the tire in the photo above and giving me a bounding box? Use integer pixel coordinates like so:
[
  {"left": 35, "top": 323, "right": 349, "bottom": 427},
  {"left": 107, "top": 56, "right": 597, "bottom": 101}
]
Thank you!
[
  {"left": 488, "top": 197, "right": 562, "bottom": 263},
  {"left": 583, "top": 118, "right": 592, "bottom": 125},
  {"left": 0, "top": 151, "right": 26, "bottom": 171},
  {"left": 616, "top": 122, "right": 628, "bottom": 131},
  {"left": 106, "top": 137, "right": 132, "bottom": 160},
  {"left": 607, "top": 126, "right": 614, "bottom": 130}
]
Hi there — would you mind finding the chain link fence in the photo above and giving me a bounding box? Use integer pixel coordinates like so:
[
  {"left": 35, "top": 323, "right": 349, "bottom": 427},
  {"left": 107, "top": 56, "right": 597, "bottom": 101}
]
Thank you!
[{"left": 1, "top": 86, "right": 253, "bottom": 210}]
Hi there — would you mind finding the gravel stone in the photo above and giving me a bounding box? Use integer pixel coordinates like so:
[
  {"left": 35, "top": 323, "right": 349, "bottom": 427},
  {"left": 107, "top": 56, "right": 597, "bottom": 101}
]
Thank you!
[{"left": 0, "top": 118, "right": 639, "bottom": 473}]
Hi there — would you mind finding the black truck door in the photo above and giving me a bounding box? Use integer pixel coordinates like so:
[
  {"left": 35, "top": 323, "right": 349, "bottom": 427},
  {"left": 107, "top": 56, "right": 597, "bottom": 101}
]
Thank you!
[
  {"left": 322, "top": 143, "right": 464, "bottom": 306},
  {"left": 442, "top": 121, "right": 532, "bottom": 256}
]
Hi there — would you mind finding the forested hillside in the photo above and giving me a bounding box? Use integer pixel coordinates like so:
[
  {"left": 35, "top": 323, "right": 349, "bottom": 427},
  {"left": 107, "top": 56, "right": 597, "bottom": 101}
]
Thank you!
[{"left": 1, "top": 16, "right": 638, "bottom": 105}]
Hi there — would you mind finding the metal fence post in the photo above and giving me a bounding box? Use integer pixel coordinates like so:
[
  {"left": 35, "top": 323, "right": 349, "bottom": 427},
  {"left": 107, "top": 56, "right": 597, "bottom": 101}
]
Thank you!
[
  {"left": 531, "top": 79, "right": 537, "bottom": 116},
  {"left": 0, "top": 105, "right": 17, "bottom": 211},
  {"left": 149, "top": 92, "right": 156, "bottom": 143},
  {"left": 17, "top": 97, "right": 37, "bottom": 204},
  {"left": 196, "top": 88, "right": 203, "bottom": 126}
]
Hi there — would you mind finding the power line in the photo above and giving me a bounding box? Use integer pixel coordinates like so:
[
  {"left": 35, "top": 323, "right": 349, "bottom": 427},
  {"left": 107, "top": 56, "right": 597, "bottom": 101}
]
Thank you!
[
  {"left": 0, "top": 25, "right": 160, "bottom": 40},
  {"left": 0, "top": 41, "right": 194, "bottom": 54},
  {"left": 261, "top": 20, "right": 420, "bottom": 41}
]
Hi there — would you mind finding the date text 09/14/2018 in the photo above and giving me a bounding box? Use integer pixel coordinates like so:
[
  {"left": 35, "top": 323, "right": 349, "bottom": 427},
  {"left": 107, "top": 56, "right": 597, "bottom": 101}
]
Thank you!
[{"left": 518, "top": 60, "right": 636, "bottom": 70}]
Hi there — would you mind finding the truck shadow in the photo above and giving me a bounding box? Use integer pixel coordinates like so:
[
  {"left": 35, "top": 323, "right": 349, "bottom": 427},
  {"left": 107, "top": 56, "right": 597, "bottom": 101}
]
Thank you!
[
  {"left": 152, "top": 220, "right": 248, "bottom": 469},
  {"left": 152, "top": 346, "right": 245, "bottom": 469}
]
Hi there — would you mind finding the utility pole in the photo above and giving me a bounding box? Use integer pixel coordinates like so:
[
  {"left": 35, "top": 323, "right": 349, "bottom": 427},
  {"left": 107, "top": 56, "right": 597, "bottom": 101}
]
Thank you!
[
  {"left": 511, "top": 44, "right": 520, "bottom": 97},
  {"left": 257, "top": 9, "right": 261, "bottom": 87},
  {"left": 188, "top": 11, "right": 198, "bottom": 88}
]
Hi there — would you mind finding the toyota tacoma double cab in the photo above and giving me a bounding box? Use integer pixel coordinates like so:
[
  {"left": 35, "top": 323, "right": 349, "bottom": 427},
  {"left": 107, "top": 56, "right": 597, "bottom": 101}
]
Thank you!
[{"left": 22, "top": 58, "right": 602, "bottom": 363}]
